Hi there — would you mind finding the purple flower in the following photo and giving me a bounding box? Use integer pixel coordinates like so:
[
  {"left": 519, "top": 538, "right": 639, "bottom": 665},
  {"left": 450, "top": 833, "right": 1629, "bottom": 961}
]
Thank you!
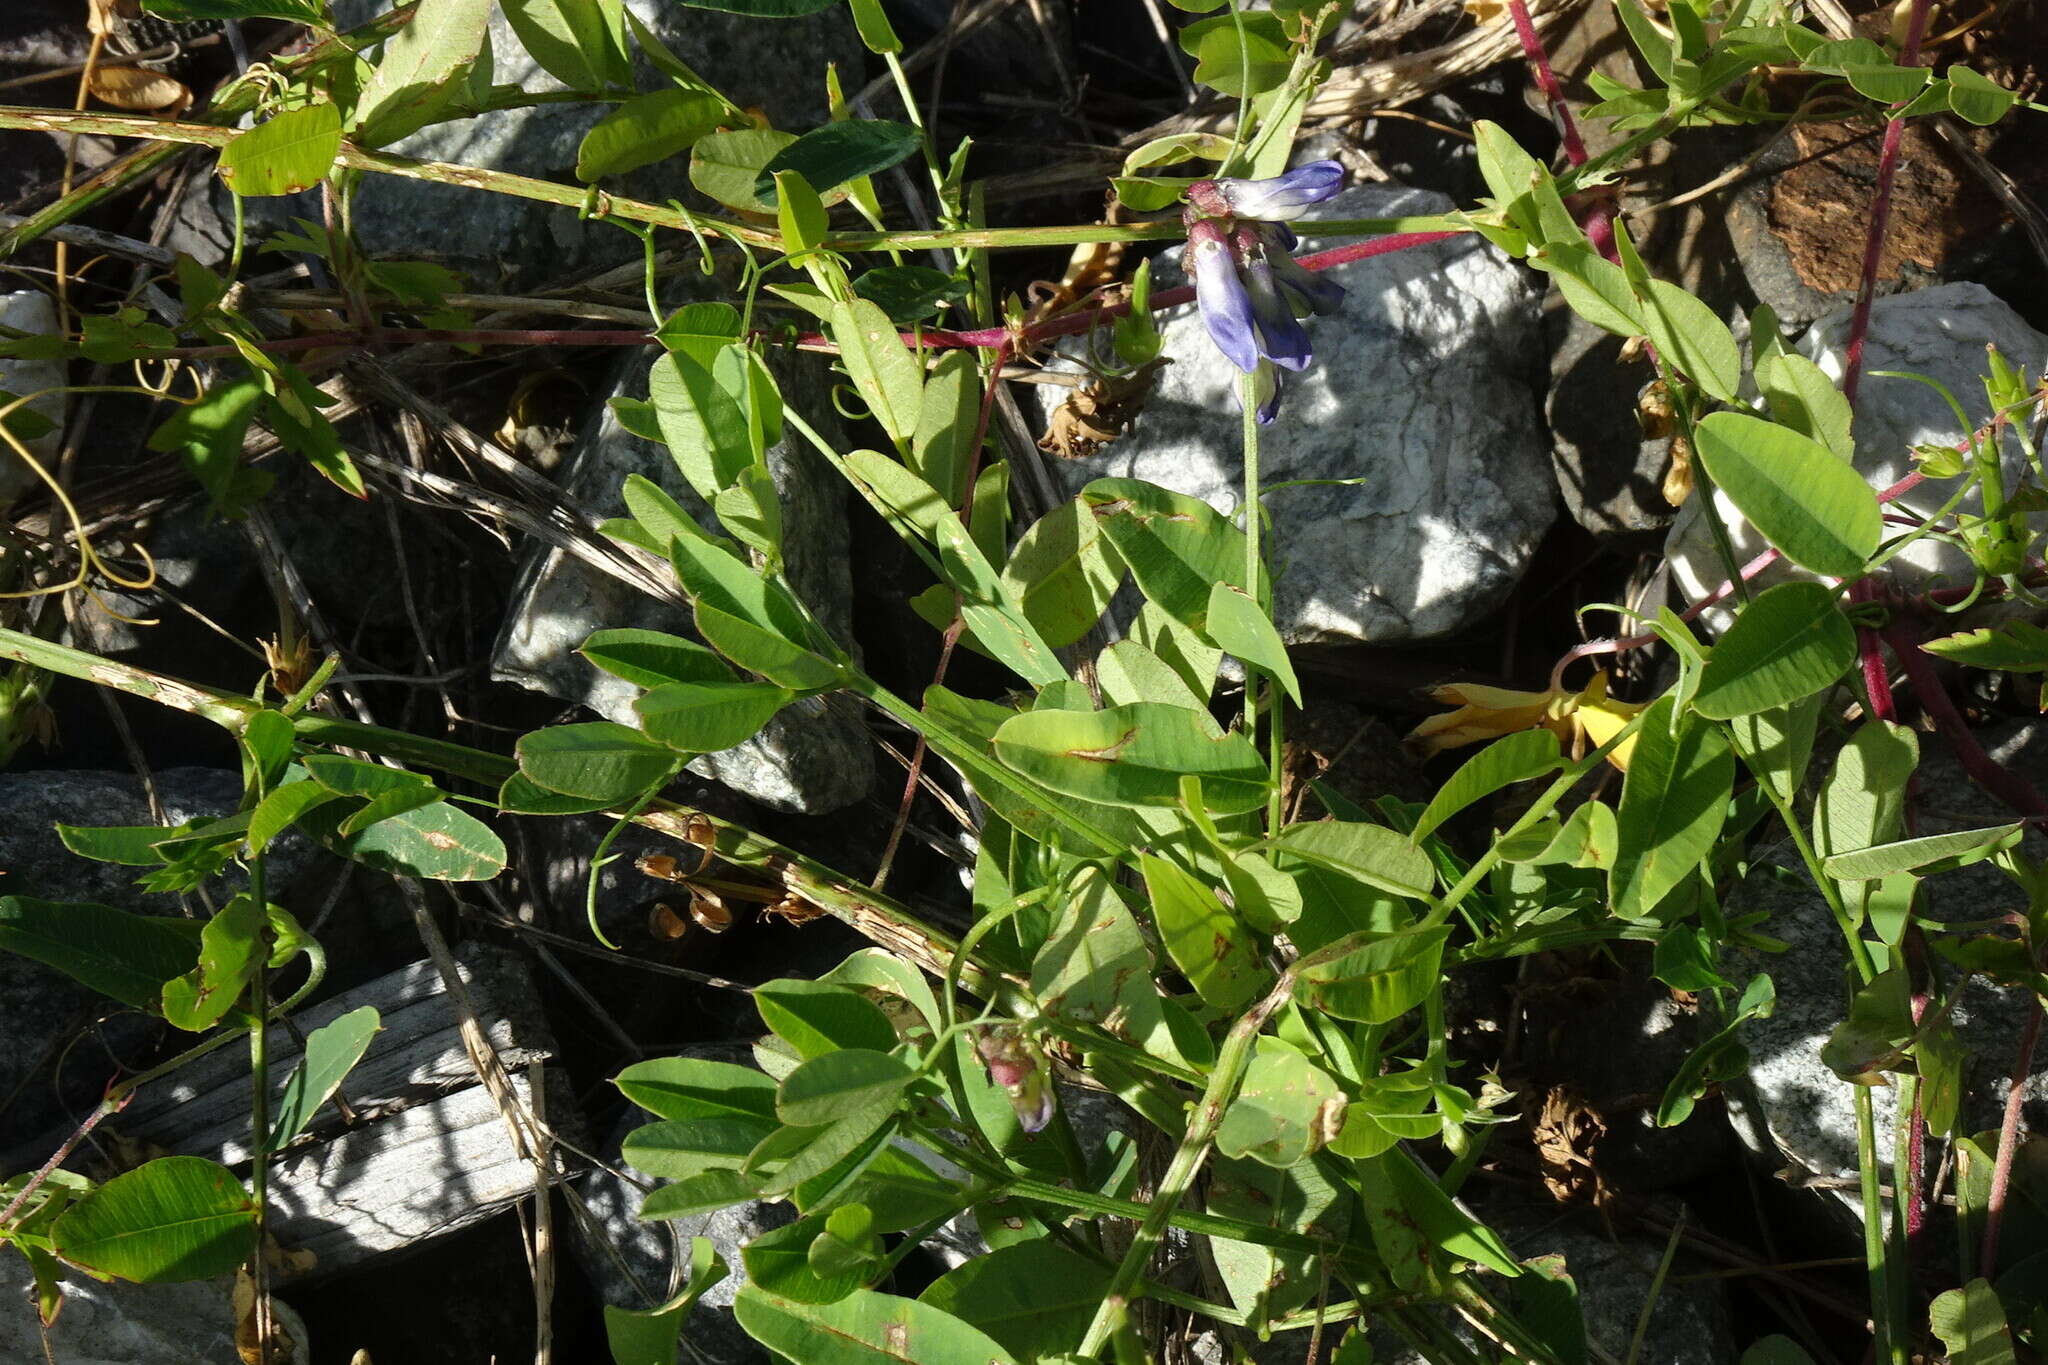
[
  {"left": 1181, "top": 163, "right": 1347, "bottom": 423},
  {"left": 1185, "top": 218, "right": 1259, "bottom": 375},
  {"left": 1189, "top": 161, "right": 1345, "bottom": 222},
  {"left": 1237, "top": 235, "right": 1311, "bottom": 373},
  {"left": 1256, "top": 225, "right": 1346, "bottom": 317}
]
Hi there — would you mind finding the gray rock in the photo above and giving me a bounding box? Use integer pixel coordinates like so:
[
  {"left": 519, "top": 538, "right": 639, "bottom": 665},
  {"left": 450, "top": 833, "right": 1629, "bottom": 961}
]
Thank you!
[
  {"left": 0, "top": 291, "right": 63, "bottom": 507},
  {"left": 0, "top": 768, "right": 239, "bottom": 1138},
  {"left": 302, "top": 0, "right": 859, "bottom": 283},
  {"left": 0, "top": 1259, "right": 309, "bottom": 1365},
  {"left": 1039, "top": 184, "right": 1553, "bottom": 644},
  {"left": 1725, "top": 720, "right": 2048, "bottom": 1194},
  {"left": 0, "top": 768, "right": 387, "bottom": 1138},
  {"left": 1667, "top": 283, "right": 2048, "bottom": 625},
  {"left": 492, "top": 345, "right": 874, "bottom": 814}
]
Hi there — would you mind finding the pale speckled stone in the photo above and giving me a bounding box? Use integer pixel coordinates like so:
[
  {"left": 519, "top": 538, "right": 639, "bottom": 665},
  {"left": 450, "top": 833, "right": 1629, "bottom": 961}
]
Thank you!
[
  {"left": 1039, "top": 185, "right": 1553, "bottom": 644},
  {"left": 1666, "top": 283, "right": 2048, "bottom": 627},
  {"left": 491, "top": 346, "right": 872, "bottom": 814},
  {"left": 1724, "top": 721, "right": 2048, "bottom": 1195}
]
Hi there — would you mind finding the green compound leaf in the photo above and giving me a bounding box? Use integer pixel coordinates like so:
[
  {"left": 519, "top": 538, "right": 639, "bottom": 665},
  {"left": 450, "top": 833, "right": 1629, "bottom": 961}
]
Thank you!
[
  {"left": 1922, "top": 620, "right": 2048, "bottom": 672},
  {"left": 580, "top": 628, "right": 735, "bottom": 689},
  {"left": 616, "top": 1056, "right": 778, "bottom": 1123},
  {"left": 919, "top": 1240, "right": 1111, "bottom": 1361},
  {"left": 602, "top": 1237, "right": 728, "bottom": 1365},
  {"left": 218, "top": 102, "right": 342, "bottom": 197},
  {"left": 1929, "top": 1279, "right": 2016, "bottom": 1364},
  {"left": 1639, "top": 280, "right": 1740, "bottom": 402},
  {"left": 159, "top": 894, "right": 264, "bottom": 1032},
  {"left": 991, "top": 499, "right": 1122, "bottom": 654},
  {"left": 1946, "top": 66, "right": 2017, "bottom": 125},
  {"left": 1823, "top": 823, "right": 2025, "bottom": 881},
  {"left": 755, "top": 979, "right": 901, "bottom": 1059},
  {"left": 1411, "top": 729, "right": 1562, "bottom": 842},
  {"left": 1694, "top": 412, "right": 1880, "bottom": 578},
  {"left": 1296, "top": 923, "right": 1449, "bottom": 1024},
  {"left": 52, "top": 1156, "right": 257, "bottom": 1283},
  {"left": 320, "top": 799, "right": 508, "bottom": 882},
  {"left": 1268, "top": 820, "right": 1436, "bottom": 900},
  {"left": 666, "top": 0, "right": 840, "bottom": 13},
  {"left": 1204, "top": 582, "right": 1301, "bottom": 706},
  {"left": 1032, "top": 866, "right": 1162, "bottom": 1031},
  {"left": 690, "top": 127, "right": 798, "bottom": 213},
  {"left": 1693, "top": 581, "right": 1857, "bottom": 720},
  {"left": 635, "top": 680, "right": 792, "bottom": 754},
  {"left": 270, "top": 1006, "right": 381, "bottom": 1148},
  {"left": 775, "top": 1049, "right": 915, "bottom": 1127},
  {"left": 622, "top": 1116, "right": 779, "bottom": 1181}
]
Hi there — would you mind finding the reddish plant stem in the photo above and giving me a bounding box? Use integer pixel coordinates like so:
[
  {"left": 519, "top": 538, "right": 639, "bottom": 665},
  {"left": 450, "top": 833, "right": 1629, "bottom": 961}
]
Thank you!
[
  {"left": 0, "top": 1085, "right": 125, "bottom": 1228},
  {"left": 1887, "top": 619, "right": 2048, "bottom": 825},
  {"left": 1505, "top": 0, "right": 1614, "bottom": 259},
  {"left": 1903, "top": 928, "right": 1932, "bottom": 1246},
  {"left": 1838, "top": 0, "right": 1936, "bottom": 404},
  {"left": 1982, "top": 1000, "right": 2044, "bottom": 1280},
  {"left": 1548, "top": 469, "right": 1931, "bottom": 689},
  {"left": 1852, "top": 581, "right": 1896, "bottom": 722},
  {"left": 869, "top": 342, "right": 1011, "bottom": 891}
]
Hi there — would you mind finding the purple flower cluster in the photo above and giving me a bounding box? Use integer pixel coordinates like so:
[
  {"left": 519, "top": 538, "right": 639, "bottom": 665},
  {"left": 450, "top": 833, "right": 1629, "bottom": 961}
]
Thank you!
[{"left": 1181, "top": 161, "right": 1347, "bottom": 423}]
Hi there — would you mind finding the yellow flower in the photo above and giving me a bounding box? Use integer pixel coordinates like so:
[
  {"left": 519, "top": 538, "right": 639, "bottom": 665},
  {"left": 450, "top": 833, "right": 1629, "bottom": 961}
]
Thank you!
[{"left": 1410, "top": 671, "right": 1646, "bottom": 771}]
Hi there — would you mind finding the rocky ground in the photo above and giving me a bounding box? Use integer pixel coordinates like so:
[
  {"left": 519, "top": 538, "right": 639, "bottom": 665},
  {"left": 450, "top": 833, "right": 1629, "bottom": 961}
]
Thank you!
[{"left": 2, "top": 0, "right": 2047, "bottom": 1361}]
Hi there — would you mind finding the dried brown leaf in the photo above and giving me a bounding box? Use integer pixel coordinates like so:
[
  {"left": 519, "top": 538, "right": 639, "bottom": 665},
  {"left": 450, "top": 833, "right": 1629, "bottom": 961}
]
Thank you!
[{"left": 88, "top": 63, "right": 191, "bottom": 115}]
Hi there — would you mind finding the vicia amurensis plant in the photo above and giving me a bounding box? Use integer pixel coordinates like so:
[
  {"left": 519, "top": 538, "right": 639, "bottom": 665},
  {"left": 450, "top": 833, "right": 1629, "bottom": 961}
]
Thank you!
[{"left": 0, "top": 0, "right": 2046, "bottom": 1361}]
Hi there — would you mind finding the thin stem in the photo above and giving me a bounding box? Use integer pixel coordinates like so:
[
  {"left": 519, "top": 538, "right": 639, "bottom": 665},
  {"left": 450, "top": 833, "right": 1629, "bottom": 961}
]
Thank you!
[
  {"left": 0, "top": 107, "right": 1460, "bottom": 256},
  {"left": 1075, "top": 966, "right": 1302, "bottom": 1356},
  {"left": 1239, "top": 372, "right": 1286, "bottom": 833},
  {"left": 1982, "top": 1000, "right": 2043, "bottom": 1280},
  {"left": 1838, "top": 0, "right": 1936, "bottom": 404},
  {"left": 1856, "top": 1084, "right": 1904, "bottom": 1365},
  {"left": 1886, "top": 620, "right": 2048, "bottom": 824}
]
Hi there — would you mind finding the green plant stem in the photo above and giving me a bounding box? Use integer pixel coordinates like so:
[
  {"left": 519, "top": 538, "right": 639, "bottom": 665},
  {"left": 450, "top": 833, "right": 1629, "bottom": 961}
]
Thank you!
[
  {"left": 0, "top": 627, "right": 998, "bottom": 1004},
  {"left": 1239, "top": 373, "right": 1286, "bottom": 834},
  {"left": 1074, "top": 961, "right": 1299, "bottom": 1357},
  {"left": 0, "top": 106, "right": 1456, "bottom": 257},
  {"left": 1427, "top": 709, "right": 1648, "bottom": 931},
  {"left": 915, "top": 1124, "right": 1341, "bottom": 1259},
  {"left": 1855, "top": 1084, "right": 1903, "bottom": 1365}
]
